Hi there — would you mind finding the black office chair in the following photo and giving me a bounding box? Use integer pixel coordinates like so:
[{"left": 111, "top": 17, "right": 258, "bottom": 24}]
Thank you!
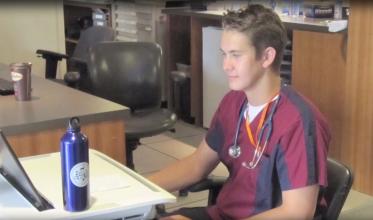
[
  {"left": 87, "top": 41, "right": 177, "bottom": 170},
  {"left": 182, "top": 157, "right": 353, "bottom": 220},
  {"left": 36, "top": 26, "right": 114, "bottom": 85},
  {"left": 322, "top": 158, "right": 354, "bottom": 220}
]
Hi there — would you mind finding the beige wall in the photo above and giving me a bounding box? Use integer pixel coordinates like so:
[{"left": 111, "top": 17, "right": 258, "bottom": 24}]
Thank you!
[{"left": 0, "top": 1, "right": 66, "bottom": 78}]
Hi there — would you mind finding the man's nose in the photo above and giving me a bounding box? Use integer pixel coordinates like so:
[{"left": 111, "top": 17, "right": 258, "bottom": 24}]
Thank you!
[{"left": 223, "top": 57, "right": 233, "bottom": 73}]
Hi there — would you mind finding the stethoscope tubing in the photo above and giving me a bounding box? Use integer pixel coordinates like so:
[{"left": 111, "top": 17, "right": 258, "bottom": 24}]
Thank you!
[{"left": 230, "top": 95, "right": 280, "bottom": 168}]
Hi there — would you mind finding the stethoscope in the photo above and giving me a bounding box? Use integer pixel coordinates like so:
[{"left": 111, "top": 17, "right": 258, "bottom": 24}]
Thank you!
[{"left": 228, "top": 95, "right": 280, "bottom": 169}]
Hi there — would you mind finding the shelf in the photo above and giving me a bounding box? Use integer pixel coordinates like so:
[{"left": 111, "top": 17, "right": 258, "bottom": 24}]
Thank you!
[{"left": 64, "top": 0, "right": 112, "bottom": 10}]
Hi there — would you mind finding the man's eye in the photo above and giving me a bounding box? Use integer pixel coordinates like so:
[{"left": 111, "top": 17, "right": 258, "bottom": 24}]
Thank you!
[{"left": 232, "top": 53, "right": 241, "bottom": 58}]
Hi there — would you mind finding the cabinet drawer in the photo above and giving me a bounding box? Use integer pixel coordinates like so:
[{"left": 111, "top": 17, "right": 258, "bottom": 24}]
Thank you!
[
  {"left": 137, "top": 23, "right": 152, "bottom": 32},
  {"left": 115, "top": 2, "right": 136, "bottom": 12},
  {"left": 116, "top": 20, "right": 137, "bottom": 32},
  {"left": 135, "top": 4, "right": 153, "bottom": 14},
  {"left": 137, "top": 30, "right": 153, "bottom": 42},
  {"left": 115, "top": 11, "right": 136, "bottom": 21},
  {"left": 136, "top": 12, "right": 153, "bottom": 25},
  {"left": 117, "top": 35, "right": 138, "bottom": 42},
  {"left": 117, "top": 29, "right": 138, "bottom": 40}
]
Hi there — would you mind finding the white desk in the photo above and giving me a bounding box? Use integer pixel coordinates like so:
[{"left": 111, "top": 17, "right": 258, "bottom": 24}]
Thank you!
[{"left": 0, "top": 149, "right": 175, "bottom": 220}]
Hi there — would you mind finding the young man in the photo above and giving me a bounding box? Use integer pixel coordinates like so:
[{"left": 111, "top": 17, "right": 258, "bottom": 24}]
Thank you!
[{"left": 149, "top": 4, "right": 330, "bottom": 220}]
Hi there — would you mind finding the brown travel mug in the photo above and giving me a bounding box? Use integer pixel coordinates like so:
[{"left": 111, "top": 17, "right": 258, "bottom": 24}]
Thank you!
[{"left": 10, "top": 62, "right": 32, "bottom": 101}]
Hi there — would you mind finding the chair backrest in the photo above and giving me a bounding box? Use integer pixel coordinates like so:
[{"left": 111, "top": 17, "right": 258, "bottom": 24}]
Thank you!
[
  {"left": 322, "top": 158, "right": 354, "bottom": 220},
  {"left": 87, "top": 41, "right": 162, "bottom": 110},
  {"left": 72, "top": 26, "right": 115, "bottom": 63}
]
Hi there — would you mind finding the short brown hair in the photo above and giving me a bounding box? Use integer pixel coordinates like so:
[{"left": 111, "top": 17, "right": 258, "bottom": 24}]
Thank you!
[{"left": 222, "top": 4, "right": 287, "bottom": 71}]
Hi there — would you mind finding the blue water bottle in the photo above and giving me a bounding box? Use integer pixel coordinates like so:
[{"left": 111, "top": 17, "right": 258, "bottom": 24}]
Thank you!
[{"left": 60, "top": 117, "right": 89, "bottom": 211}]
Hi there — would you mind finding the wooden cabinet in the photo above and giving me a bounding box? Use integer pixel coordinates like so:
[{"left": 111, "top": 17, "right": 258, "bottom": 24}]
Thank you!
[
  {"left": 293, "top": 1, "right": 373, "bottom": 195},
  {"left": 341, "top": 0, "right": 373, "bottom": 195},
  {"left": 292, "top": 30, "right": 347, "bottom": 160}
]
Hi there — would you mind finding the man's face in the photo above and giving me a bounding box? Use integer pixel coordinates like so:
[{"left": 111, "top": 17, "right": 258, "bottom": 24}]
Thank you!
[{"left": 220, "top": 30, "right": 264, "bottom": 92}]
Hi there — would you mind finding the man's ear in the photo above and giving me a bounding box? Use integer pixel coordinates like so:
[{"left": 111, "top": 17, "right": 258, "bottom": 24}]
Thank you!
[{"left": 261, "top": 47, "right": 276, "bottom": 68}]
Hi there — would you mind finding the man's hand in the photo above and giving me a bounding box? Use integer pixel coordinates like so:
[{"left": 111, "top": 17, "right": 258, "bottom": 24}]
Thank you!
[{"left": 147, "top": 139, "right": 220, "bottom": 192}]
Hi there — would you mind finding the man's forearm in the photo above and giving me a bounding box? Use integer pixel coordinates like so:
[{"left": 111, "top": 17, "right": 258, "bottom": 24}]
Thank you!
[
  {"left": 147, "top": 154, "right": 205, "bottom": 192},
  {"left": 148, "top": 139, "right": 220, "bottom": 193},
  {"left": 242, "top": 205, "right": 314, "bottom": 220}
]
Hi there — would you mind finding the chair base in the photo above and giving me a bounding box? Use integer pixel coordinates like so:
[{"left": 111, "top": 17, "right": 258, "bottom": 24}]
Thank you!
[
  {"left": 124, "top": 109, "right": 177, "bottom": 170},
  {"left": 126, "top": 138, "right": 140, "bottom": 170}
]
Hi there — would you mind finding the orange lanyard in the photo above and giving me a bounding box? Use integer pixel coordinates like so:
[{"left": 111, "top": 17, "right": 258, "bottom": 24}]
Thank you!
[{"left": 245, "top": 95, "right": 277, "bottom": 148}]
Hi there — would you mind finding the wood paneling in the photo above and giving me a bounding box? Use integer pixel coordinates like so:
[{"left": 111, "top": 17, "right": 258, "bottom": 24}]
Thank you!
[
  {"left": 341, "top": 0, "right": 373, "bottom": 195},
  {"left": 6, "top": 119, "right": 126, "bottom": 164},
  {"left": 292, "top": 30, "right": 347, "bottom": 160},
  {"left": 293, "top": 1, "right": 373, "bottom": 195}
]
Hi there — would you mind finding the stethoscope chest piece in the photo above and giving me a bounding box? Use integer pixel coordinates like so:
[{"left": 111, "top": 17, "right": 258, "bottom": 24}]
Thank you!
[
  {"left": 228, "top": 95, "right": 280, "bottom": 166},
  {"left": 228, "top": 145, "right": 241, "bottom": 158}
]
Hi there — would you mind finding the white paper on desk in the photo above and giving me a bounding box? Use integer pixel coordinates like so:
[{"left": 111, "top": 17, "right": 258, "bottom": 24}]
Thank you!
[
  {"left": 327, "top": 20, "right": 348, "bottom": 32},
  {"left": 90, "top": 175, "right": 130, "bottom": 192}
]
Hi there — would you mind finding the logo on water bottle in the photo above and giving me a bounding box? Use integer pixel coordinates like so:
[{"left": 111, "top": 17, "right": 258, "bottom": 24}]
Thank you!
[
  {"left": 11, "top": 72, "right": 23, "bottom": 81},
  {"left": 70, "top": 162, "right": 89, "bottom": 187}
]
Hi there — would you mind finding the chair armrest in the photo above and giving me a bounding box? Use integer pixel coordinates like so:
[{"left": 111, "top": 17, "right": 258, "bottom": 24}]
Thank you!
[
  {"left": 36, "top": 49, "right": 69, "bottom": 60},
  {"left": 70, "top": 56, "right": 86, "bottom": 65},
  {"left": 187, "top": 176, "right": 226, "bottom": 192},
  {"left": 187, "top": 176, "right": 227, "bottom": 206}
]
